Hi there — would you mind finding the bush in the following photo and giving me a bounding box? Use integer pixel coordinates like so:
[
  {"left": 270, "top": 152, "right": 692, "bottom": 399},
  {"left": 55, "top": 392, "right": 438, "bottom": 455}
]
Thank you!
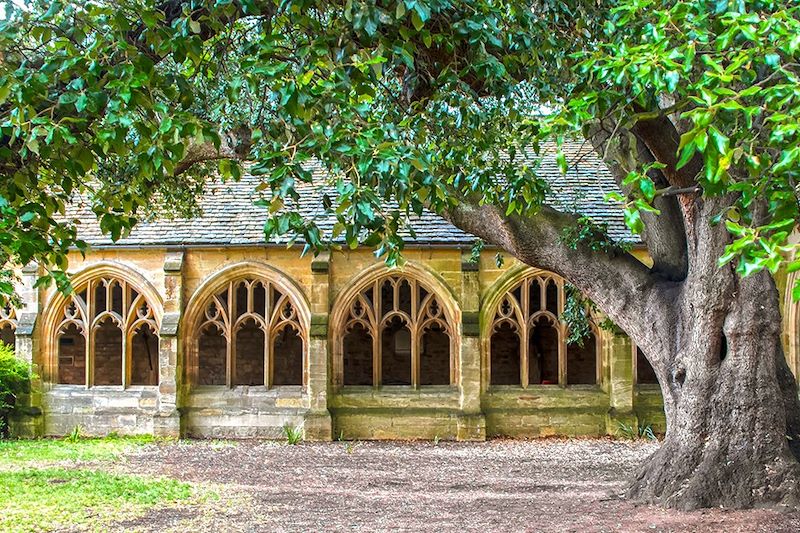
[{"left": 0, "top": 342, "right": 32, "bottom": 438}]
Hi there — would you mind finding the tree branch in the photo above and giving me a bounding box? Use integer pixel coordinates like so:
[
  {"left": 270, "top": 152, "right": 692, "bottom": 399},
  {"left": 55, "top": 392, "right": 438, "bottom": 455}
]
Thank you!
[
  {"left": 586, "top": 122, "right": 689, "bottom": 281},
  {"left": 175, "top": 126, "right": 252, "bottom": 175},
  {"left": 631, "top": 113, "right": 702, "bottom": 190},
  {"left": 441, "top": 198, "right": 670, "bottom": 362}
]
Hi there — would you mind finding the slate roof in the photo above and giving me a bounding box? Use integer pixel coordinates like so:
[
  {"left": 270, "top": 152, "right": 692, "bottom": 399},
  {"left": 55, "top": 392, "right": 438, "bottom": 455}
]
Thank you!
[{"left": 63, "top": 140, "right": 634, "bottom": 248}]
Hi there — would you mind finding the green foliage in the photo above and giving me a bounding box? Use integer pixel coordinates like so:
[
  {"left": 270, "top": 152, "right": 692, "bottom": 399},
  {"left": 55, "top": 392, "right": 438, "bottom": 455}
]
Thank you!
[
  {"left": 547, "top": 0, "right": 800, "bottom": 293},
  {"left": 2, "top": 0, "right": 800, "bottom": 300},
  {"left": 617, "top": 421, "right": 658, "bottom": 441},
  {"left": 282, "top": 424, "right": 303, "bottom": 445},
  {"left": 0, "top": 342, "right": 31, "bottom": 437},
  {"left": 560, "top": 216, "right": 632, "bottom": 255},
  {"left": 561, "top": 284, "right": 620, "bottom": 346}
]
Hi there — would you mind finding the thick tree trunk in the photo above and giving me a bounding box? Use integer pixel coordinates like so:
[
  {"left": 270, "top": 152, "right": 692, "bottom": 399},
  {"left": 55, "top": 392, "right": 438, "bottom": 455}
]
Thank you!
[
  {"left": 629, "top": 218, "right": 800, "bottom": 509},
  {"left": 444, "top": 185, "right": 800, "bottom": 510}
]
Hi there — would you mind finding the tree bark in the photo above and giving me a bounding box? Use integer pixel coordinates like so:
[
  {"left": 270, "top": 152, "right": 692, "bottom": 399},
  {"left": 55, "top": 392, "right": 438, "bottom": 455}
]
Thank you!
[{"left": 630, "top": 268, "right": 800, "bottom": 509}]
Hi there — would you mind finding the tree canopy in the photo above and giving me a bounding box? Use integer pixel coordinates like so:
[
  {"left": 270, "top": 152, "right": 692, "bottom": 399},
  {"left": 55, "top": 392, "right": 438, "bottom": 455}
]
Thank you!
[{"left": 1, "top": 0, "right": 797, "bottom": 296}]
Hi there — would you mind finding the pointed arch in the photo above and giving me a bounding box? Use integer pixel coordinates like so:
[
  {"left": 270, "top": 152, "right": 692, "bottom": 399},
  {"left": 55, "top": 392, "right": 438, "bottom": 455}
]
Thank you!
[
  {"left": 331, "top": 261, "right": 461, "bottom": 389},
  {"left": 482, "top": 266, "right": 601, "bottom": 389},
  {"left": 39, "top": 261, "right": 163, "bottom": 387},
  {"left": 183, "top": 261, "right": 310, "bottom": 388}
]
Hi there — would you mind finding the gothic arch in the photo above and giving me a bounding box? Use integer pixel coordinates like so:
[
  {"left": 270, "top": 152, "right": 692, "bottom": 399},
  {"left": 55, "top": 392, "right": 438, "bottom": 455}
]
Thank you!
[
  {"left": 39, "top": 261, "right": 163, "bottom": 386},
  {"left": 330, "top": 262, "right": 461, "bottom": 389},
  {"left": 0, "top": 300, "right": 17, "bottom": 347},
  {"left": 481, "top": 266, "right": 601, "bottom": 390},
  {"left": 183, "top": 261, "right": 311, "bottom": 388}
]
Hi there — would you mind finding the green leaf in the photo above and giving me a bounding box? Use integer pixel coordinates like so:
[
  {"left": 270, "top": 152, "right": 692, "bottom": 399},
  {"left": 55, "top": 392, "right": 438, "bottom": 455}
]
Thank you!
[{"left": 411, "top": 11, "right": 424, "bottom": 31}]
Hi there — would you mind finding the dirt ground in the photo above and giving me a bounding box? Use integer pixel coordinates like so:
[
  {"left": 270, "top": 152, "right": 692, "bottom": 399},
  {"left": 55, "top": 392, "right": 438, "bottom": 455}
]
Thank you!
[{"left": 108, "top": 439, "right": 800, "bottom": 532}]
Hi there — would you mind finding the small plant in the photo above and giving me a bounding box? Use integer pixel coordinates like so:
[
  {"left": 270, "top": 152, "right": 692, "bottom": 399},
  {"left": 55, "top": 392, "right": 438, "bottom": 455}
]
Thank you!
[
  {"left": 617, "top": 420, "right": 658, "bottom": 441},
  {"left": 617, "top": 421, "right": 637, "bottom": 440},
  {"left": 65, "top": 425, "right": 82, "bottom": 443},
  {"left": 0, "top": 343, "right": 32, "bottom": 439},
  {"left": 337, "top": 429, "right": 345, "bottom": 442},
  {"left": 433, "top": 435, "right": 440, "bottom": 446},
  {"left": 283, "top": 424, "right": 303, "bottom": 445},
  {"left": 639, "top": 423, "right": 658, "bottom": 441},
  {"left": 344, "top": 441, "right": 358, "bottom": 454}
]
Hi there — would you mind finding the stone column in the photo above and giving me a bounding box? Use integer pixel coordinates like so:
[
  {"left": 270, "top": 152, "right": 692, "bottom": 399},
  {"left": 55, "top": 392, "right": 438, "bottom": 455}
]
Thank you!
[
  {"left": 605, "top": 332, "right": 637, "bottom": 435},
  {"left": 10, "top": 262, "right": 43, "bottom": 437},
  {"left": 154, "top": 251, "right": 183, "bottom": 437},
  {"left": 457, "top": 250, "right": 486, "bottom": 441},
  {"left": 304, "top": 252, "right": 333, "bottom": 441}
]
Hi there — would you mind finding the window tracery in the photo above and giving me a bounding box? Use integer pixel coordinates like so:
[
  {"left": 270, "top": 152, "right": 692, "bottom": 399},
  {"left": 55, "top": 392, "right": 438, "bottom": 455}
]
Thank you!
[
  {"left": 489, "top": 274, "right": 599, "bottom": 387},
  {"left": 339, "top": 274, "right": 455, "bottom": 388},
  {"left": 55, "top": 277, "right": 159, "bottom": 386},
  {"left": 194, "top": 278, "right": 306, "bottom": 387}
]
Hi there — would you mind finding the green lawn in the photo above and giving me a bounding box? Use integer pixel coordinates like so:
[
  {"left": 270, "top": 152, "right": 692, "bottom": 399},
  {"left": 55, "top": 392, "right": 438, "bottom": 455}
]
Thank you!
[
  {"left": 0, "top": 437, "right": 204, "bottom": 532},
  {"left": 0, "top": 434, "right": 157, "bottom": 466}
]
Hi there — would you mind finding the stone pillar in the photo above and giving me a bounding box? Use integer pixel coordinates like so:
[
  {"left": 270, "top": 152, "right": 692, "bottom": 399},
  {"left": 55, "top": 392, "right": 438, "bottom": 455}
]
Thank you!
[
  {"left": 457, "top": 250, "right": 486, "bottom": 441},
  {"left": 10, "top": 262, "right": 43, "bottom": 436},
  {"left": 304, "top": 252, "right": 333, "bottom": 440},
  {"left": 154, "top": 251, "right": 183, "bottom": 437},
  {"left": 605, "top": 332, "right": 637, "bottom": 435}
]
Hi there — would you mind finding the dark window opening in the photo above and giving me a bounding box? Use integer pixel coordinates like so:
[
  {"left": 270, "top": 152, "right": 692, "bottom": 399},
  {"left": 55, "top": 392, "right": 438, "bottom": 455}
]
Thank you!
[
  {"left": 273, "top": 325, "right": 303, "bottom": 385},
  {"left": 343, "top": 323, "right": 373, "bottom": 386},
  {"left": 198, "top": 324, "right": 226, "bottom": 385},
  {"left": 58, "top": 324, "right": 86, "bottom": 385},
  {"left": 94, "top": 318, "right": 122, "bottom": 386},
  {"left": 420, "top": 324, "right": 450, "bottom": 385},
  {"left": 234, "top": 319, "right": 265, "bottom": 386},
  {"left": 491, "top": 322, "right": 521, "bottom": 386},
  {"left": 381, "top": 317, "right": 411, "bottom": 386},
  {"left": 567, "top": 332, "right": 597, "bottom": 385},
  {"left": 0, "top": 324, "right": 14, "bottom": 347},
  {"left": 637, "top": 347, "right": 658, "bottom": 384},
  {"left": 131, "top": 326, "right": 159, "bottom": 386},
  {"left": 545, "top": 279, "right": 559, "bottom": 315},
  {"left": 529, "top": 318, "right": 559, "bottom": 384}
]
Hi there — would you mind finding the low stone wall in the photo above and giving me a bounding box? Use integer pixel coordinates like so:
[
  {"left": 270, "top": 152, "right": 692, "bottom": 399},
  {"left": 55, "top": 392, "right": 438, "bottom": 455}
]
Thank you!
[
  {"left": 330, "top": 387, "right": 462, "bottom": 440},
  {"left": 42, "top": 386, "right": 159, "bottom": 436},
  {"left": 183, "top": 386, "right": 309, "bottom": 439},
  {"left": 482, "top": 386, "right": 610, "bottom": 437},
  {"left": 634, "top": 386, "right": 667, "bottom": 433}
]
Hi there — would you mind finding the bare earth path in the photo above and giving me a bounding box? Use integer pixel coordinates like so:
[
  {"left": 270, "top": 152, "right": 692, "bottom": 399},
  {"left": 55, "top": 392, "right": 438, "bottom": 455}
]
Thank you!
[{"left": 110, "top": 439, "right": 800, "bottom": 532}]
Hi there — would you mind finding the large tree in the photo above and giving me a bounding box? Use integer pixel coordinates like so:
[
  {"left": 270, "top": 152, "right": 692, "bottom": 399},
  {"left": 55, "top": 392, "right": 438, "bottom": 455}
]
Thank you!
[{"left": 3, "top": 0, "right": 800, "bottom": 509}]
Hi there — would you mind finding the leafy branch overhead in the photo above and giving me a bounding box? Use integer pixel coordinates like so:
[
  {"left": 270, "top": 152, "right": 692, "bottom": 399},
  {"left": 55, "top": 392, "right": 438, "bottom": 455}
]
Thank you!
[{"left": 1, "top": 0, "right": 800, "bottom": 296}]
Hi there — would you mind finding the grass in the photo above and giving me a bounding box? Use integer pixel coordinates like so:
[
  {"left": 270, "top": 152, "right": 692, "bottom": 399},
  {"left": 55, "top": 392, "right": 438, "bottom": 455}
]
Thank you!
[
  {"left": 0, "top": 434, "right": 157, "bottom": 467},
  {"left": 283, "top": 424, "right": 303, "bottom": 445},
  {"left": 0, "top": 467, "right": 194, "bottom": 532},
  {"left": 0, "top": 436, "right": 207, "bottom": 531}
]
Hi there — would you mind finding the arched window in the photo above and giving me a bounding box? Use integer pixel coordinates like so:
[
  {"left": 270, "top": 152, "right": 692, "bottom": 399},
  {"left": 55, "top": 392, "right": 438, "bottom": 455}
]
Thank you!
[
  {"left": 0, "top": 302, "right": 16, "bottom": 347},
  {"left": 488, "top": 273, "right": 599, "bottom": 387},
  {"left": 339, "top": 274, "right": 455, "bottom": 388},
  {"left": 193, "top": 278, "right": 306, "bottom": 387},
  {"left": 54, "top": 277, "right": 159, "bottom": 386}
]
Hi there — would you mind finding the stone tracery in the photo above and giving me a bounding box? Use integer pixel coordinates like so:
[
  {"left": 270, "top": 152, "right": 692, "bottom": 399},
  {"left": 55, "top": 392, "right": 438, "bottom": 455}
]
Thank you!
[
  {"left": 54, "top": 277, "right": 159, "bottom": 386},
  {"left": 338, "top": 273, "right": 456, "bottom": 388}
]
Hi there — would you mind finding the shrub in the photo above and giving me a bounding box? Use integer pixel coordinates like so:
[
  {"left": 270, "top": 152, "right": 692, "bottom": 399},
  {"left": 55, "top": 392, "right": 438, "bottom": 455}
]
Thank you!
[{"left": 0, "top": 342, "right": 31, "bottom": 438}]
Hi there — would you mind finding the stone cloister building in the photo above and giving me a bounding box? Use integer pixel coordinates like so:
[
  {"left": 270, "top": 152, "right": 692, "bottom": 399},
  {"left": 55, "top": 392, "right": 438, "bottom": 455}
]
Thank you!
[{"left": 4, "top": 147, "right": 799, "bottom": 440}]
